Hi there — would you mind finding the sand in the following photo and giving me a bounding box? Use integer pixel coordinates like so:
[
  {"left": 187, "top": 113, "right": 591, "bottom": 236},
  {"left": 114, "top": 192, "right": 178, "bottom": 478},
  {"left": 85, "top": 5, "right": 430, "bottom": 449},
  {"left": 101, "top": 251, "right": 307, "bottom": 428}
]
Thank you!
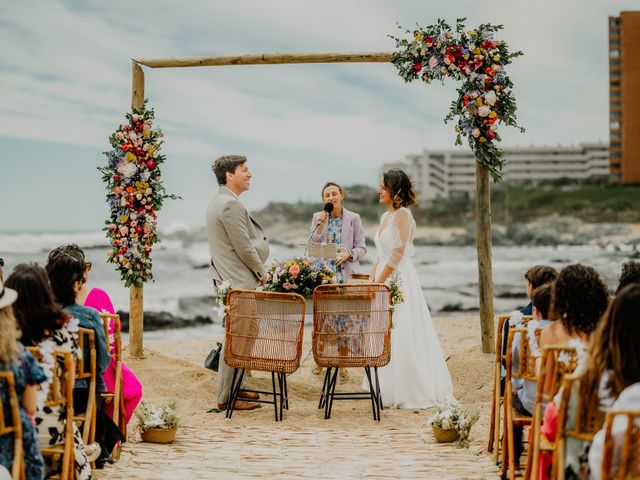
[{"left": 122, "top": 313, "right": 494, "bottom": 439}]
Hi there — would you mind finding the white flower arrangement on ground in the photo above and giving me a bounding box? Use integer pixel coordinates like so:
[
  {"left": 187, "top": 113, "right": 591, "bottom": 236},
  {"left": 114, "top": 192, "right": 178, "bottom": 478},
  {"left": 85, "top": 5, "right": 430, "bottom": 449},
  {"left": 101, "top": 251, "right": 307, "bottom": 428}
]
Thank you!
[
  {"left": 428, "top": 400, "right": 480, "bottom": 448},
  {"left": 135, "top": 400, "right": 179, "bottom": 431}
]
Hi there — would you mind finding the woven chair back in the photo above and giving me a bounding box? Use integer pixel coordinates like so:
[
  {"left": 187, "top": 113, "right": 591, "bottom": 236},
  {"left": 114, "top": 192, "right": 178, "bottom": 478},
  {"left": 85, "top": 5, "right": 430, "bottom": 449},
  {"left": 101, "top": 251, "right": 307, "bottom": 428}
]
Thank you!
[
  {"left": 0, "top": 371, "right": 23, "bottom": 479},
  {"left": 556, "top": 373, "right": 606, "bottom": 446},
  {"left": 537, "top": 346, "right": 579, "bottom": 407},
  {"left": 506, "top": 327, "right": 540, "bottom": 383},
  {"left": 312, "top": 283, "right": 391, "bottom": 368},
  {"left": 224, "top": 289, "right": 305, "bottom": 374},
  {"left": 601, "top": 409, "right": 640, "bottom": 479}
]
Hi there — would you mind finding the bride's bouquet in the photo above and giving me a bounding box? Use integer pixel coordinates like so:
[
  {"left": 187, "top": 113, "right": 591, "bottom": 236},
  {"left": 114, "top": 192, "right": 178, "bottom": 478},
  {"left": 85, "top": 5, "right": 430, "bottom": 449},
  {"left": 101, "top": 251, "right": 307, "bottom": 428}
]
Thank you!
[
  {"left": 388, "top": 273, "right": 405, "bottom": 309},
  {"left": 260, "top": 257, "right": 336, "bottom": 298}
]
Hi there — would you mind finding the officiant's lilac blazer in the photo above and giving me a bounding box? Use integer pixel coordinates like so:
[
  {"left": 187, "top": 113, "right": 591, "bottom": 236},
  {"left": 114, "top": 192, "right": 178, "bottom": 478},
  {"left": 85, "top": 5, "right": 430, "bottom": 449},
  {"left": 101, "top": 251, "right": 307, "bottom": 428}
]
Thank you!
[{"left": 310, "top": 207, "right": 367, "bottom": 281}]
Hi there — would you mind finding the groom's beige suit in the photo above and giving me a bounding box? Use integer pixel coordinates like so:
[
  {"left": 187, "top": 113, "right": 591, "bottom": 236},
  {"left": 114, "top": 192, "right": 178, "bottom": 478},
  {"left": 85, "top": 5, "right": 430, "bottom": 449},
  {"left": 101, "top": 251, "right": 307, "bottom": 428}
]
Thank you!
[{"left": 206, "top": 186, "right": 269, "bottom": 405}]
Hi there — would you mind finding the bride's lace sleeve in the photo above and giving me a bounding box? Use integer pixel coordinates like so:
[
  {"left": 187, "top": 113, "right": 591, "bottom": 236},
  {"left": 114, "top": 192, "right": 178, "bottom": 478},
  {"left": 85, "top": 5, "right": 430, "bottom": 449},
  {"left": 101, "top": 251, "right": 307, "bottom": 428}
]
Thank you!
[{"left": 384, "top": 208, "right": 413, "bottom": 269}]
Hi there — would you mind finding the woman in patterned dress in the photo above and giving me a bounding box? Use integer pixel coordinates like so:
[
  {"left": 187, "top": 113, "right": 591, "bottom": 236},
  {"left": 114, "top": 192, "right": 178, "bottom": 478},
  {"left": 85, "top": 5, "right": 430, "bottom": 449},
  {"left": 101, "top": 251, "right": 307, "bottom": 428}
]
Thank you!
[{"left": 309, "top": 182, "right": 367, "bottom": 378}]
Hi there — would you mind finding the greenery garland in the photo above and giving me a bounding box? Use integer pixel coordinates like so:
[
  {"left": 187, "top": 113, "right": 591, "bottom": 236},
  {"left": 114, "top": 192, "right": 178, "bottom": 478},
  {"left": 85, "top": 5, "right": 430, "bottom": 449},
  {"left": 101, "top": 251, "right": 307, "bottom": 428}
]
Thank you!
[
  {"left": 99, "top": 101, "right": 178, "bottom": 287},
  {"left": 391, "top": 18, "right": 525, "bottom": 181}
]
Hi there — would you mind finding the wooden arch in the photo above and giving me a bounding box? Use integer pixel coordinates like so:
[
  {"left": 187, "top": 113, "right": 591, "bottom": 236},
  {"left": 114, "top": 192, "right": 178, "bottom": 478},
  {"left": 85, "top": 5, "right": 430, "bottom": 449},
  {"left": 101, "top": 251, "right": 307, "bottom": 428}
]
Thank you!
[{"left": 128, "top": 52, "right": 494, "bottom": 356}]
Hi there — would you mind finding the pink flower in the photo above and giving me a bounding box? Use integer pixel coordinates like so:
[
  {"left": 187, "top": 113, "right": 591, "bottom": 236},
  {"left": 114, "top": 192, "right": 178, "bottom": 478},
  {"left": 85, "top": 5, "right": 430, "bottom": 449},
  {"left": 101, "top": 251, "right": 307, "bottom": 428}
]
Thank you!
[
  {"left": 472, "top": 128, "right": 481, "bottom": 138},
  {"left": 428, "top": 56, "right": 439, "bottom": 69},
  {"left": 478, "top": 105, "right": 491, "bottom": 117},
  {"left": 289, "top": 264, "right": 301, "bottom": 278}
]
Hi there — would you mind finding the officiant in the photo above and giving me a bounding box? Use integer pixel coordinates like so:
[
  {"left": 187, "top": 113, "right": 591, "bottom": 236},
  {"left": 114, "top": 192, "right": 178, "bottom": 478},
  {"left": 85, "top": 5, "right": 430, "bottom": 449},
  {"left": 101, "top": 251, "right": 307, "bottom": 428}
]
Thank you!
[
  {"left": 309, "top": 182, "right": 367, "bottom": 380},
  {"left": 309, "top": 182, "right": 367, "bottom": 283}
]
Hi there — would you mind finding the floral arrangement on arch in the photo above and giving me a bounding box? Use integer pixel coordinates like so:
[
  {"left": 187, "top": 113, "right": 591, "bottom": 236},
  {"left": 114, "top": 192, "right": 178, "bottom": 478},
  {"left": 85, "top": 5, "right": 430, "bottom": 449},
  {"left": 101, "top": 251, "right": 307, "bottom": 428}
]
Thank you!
[
  {"left": 391, "top": 18, "right": 525, "bottom": 181},
  {"left": 260, "top": 257, "right": 337, "bottom": 298},
  {"left": 99, "top": 102, "right": 178, "bottom": 287}
]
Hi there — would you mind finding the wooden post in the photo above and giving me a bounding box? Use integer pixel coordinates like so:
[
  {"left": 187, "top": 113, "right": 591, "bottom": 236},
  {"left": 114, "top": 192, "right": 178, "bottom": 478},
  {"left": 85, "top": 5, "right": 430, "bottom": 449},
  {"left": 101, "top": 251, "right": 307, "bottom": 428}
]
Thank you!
[
  {"left": 475, "top": 162, "right": 495, "bottom": 354},
  {"left": 130, "top": 61, "right": 145, "bottom": 357}
]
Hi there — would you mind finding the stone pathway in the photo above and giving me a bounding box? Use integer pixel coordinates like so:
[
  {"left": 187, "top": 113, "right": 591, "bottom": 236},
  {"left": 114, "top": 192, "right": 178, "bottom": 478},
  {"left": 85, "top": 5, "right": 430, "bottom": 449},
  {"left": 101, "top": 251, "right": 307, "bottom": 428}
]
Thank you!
[{"left": 99, "top": 425, "right": 500, "bottom": 479}]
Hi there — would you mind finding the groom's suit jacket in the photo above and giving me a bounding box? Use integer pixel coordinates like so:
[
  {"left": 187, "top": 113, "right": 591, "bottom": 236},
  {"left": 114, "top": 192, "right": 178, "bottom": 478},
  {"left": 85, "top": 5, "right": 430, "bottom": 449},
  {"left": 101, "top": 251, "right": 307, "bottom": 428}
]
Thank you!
[{"left": 206, "top": 186, "right": 269, "bottom": 290}]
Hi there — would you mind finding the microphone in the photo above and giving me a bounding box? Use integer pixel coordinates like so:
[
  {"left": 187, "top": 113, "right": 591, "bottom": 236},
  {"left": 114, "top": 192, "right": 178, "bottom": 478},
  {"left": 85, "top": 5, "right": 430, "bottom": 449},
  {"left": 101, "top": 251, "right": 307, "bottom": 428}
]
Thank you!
[{"left": 305, "top": 202, "right": 334, "bottom": 255}]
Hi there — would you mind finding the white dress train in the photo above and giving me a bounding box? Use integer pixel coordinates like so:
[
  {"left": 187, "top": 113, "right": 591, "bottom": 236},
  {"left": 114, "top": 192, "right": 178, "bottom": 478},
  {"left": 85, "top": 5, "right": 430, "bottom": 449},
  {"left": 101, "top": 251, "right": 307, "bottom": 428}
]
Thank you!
[{"left": 363, "top": 207, "right": 455, "bottom": 409}]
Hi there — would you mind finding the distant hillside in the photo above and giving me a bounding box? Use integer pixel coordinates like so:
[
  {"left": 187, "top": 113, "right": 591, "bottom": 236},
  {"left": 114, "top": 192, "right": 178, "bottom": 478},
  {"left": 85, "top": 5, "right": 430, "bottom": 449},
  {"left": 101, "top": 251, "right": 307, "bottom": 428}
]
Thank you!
[{"left": 254, "top": 181, "right": 640, "bottom": 228}]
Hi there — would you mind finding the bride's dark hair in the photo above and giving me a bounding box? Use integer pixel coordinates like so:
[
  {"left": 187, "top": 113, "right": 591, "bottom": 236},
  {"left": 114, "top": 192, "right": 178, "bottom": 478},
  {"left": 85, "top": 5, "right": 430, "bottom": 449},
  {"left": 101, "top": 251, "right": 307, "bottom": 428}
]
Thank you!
[{"left": 383, "top": 169, "right": 416, "bottom": 209}]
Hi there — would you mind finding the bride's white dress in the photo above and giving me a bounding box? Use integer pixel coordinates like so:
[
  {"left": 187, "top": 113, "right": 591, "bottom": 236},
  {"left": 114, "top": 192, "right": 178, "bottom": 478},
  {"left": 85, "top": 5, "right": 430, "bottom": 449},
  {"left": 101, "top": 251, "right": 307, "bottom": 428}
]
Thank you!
[{"left": 363, "top": 207, "right": 455, "bottom": 408}]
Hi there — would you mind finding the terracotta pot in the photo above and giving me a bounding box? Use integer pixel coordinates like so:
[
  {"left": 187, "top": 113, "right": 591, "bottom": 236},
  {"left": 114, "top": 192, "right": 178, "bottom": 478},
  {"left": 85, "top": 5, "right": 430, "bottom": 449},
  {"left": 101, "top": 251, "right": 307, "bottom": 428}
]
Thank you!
[
  {"left": 432, "top": 425, "right": 459, "bottom": 443},
  {"left": 141, "top": 427, "right": 177, "bottom": 444}
]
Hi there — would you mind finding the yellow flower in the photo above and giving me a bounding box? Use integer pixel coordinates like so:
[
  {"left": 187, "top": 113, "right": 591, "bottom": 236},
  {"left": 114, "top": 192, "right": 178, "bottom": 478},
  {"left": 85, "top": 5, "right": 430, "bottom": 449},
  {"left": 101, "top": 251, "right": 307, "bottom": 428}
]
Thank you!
[
  {"left": 476, "top": 98, "right": 483, "bottom": 106},
  {"left": 479, "top": 137, "right": 487, "bottom": 143},
  {"left": 414, "top": 32, "right": 424, "bottom": 42},
  {"left": 127, "top": 152, "right": 136, "bottom": 161},
  {"left": 472, "top": 48, "right": 481, "bottom": 55},
  {"left": 121, "top": 215, "right": 129, "bottom": 224},
  {"left": 488, "top": 111, "right": 497, "bottom": 119},
  {"left": 493, "top": 54, "right": 501, "bottom": 62}
]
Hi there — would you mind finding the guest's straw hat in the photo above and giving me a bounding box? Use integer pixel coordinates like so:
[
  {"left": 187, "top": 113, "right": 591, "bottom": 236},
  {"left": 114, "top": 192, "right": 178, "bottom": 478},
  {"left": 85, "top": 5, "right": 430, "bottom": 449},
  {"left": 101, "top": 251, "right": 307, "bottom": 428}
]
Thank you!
[{"left": 0, "top": 280, "right": 17, "bottom": 310}]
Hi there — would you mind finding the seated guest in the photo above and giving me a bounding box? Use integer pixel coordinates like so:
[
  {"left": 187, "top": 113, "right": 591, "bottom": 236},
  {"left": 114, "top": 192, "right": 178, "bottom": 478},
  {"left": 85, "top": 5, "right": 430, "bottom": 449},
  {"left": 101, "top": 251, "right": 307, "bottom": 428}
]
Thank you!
[
  {"left": 537, "top": 264, "right": 610, "bottom": 480},
  {"left": 585, "top": 284, "right": 640, "bottom": 480},
  {"left": 615, "top": 260, "right": 640, "bottom": 294},
  {"left": 510, "top": 283, "right": 553, "bottom": 465},
  {"left": 0, "top": 280, "right": 46, "bottom": 480},
  {"left": 6, "top": 264, "right": 98, "bottom": 479},
  {"left": 520, "top": 265, "right": 559, "bottom": 315},
  {"left": 66, "top": 244, "right": 142, "bottom": 425},
  {"left": 46, "top": 246, "right": 123, "bottom": 467}
]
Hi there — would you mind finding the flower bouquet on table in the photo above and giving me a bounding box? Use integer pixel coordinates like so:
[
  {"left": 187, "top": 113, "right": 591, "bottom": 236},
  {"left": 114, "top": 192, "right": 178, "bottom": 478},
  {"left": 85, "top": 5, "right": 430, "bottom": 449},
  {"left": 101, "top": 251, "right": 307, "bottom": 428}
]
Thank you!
[
  {"left": 135, "top": 400, "right": 179, "bottom": 444},
  {"left": 428, "top": 400, "right": 479, "bottom": 447},
  {"left": 260, "top": 257, "right": 337, "bottom": 298}
]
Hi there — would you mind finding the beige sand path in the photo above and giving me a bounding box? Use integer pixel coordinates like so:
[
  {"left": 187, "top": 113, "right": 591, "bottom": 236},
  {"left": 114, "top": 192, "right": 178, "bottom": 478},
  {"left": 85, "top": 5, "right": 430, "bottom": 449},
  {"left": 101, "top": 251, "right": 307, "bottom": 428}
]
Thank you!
[{"left": 98, "top": 315, "right": 501, "bottom": 479}]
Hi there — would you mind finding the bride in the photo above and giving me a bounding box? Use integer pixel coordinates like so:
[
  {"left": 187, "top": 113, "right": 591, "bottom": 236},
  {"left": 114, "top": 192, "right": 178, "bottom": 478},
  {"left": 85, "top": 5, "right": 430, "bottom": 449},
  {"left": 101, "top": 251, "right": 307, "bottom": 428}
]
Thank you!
[{"left": 363, "top": 169, "right": 455, "bottom": 408}]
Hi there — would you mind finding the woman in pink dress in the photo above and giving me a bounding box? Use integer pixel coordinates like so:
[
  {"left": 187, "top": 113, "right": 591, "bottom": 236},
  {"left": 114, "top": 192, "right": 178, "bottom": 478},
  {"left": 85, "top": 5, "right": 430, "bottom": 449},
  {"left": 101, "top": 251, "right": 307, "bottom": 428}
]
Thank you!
[{"left": 69, "top": 245, "right": 143, "bottom": 425}]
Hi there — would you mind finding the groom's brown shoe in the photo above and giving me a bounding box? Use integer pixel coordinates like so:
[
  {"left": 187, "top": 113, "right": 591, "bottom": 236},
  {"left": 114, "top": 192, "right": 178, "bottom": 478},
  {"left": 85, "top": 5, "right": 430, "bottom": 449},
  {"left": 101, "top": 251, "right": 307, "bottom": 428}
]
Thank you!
[
  {"left": 238, "top": 391, "right": 260, "bottom": 400},
  {"left": 217, "top": 400, "right": 261, "bottom": 411}
]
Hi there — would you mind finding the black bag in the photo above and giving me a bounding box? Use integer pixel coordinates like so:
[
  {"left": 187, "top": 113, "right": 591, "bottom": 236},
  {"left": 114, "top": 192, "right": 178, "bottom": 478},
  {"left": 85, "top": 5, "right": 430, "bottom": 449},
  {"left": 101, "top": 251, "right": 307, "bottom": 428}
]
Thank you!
[{"left": 204, "top": 342, "right": 223, "bottom": 371}]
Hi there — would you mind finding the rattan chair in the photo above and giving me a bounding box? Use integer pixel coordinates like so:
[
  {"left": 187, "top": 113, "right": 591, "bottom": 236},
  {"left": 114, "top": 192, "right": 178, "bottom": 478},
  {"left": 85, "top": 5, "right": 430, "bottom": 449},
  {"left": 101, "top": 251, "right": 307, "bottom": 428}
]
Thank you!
[
  {"left": 488, "top": 314, "right": 533, "bottom": 462},
  {"left": 74, "top": 328, "right": 97, "bottom": 445},
  {"left": 99, "top": 313, "right": 126, "bottom": 440},
  {"left": 28, "top": 347, "right": 75, "bottom": 480},
  {"left": 0, "top": 371, "right": 23, "bottom": 480},
  {"left": 538, "top": 370, "right": 605, "bottom": 480},
  {"left": 224, "top": 289, "right": 306, "bottom": 421},
  {"left": 600, "top": 409, "right": 640, "bottom": 480},
  {"left": 312, "top": 283, "right": 391, "bottom": 421}
]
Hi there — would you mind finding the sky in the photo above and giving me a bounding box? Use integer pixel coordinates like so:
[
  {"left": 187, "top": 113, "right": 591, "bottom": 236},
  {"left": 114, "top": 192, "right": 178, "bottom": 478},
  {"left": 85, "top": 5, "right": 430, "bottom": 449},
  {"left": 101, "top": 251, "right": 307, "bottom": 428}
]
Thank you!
[{"left": 0, "top": 0, "right": 637, "bottom": 233}]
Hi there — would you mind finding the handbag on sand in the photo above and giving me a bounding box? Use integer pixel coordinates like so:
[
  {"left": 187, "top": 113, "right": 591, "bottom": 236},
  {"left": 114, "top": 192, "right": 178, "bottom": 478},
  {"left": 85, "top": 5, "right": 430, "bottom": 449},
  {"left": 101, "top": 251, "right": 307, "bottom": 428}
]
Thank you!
[{"left": 204, "top": 342, "right": 223, "bottom": 371}]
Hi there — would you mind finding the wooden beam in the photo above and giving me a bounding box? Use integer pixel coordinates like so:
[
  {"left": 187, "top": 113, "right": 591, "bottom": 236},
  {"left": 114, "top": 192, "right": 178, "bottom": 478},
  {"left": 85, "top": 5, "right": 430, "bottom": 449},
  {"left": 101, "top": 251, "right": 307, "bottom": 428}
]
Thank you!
[
  {"left": 134, "top": 52, "right": 394, "bottom": 69},
  {"left": 130, "top": 60, "right": 145, "bottom": 358},
  {"left": 475, "top": 162, "right": 495, "bottom": 354}
]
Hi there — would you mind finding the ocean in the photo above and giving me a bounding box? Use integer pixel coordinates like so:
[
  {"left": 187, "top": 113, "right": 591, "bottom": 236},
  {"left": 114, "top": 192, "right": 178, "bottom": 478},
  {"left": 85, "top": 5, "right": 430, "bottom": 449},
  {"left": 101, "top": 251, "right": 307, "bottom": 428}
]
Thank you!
[{"left": 1, "top": 231, "right": 636, "bottom": 340}]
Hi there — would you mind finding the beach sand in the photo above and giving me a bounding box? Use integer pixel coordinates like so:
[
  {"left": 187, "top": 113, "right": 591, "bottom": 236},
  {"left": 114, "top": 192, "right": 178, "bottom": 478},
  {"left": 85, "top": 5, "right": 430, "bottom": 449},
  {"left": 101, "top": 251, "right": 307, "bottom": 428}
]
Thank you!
[{"left": 98, "top": 314, "right": 501, "bottom": 478}]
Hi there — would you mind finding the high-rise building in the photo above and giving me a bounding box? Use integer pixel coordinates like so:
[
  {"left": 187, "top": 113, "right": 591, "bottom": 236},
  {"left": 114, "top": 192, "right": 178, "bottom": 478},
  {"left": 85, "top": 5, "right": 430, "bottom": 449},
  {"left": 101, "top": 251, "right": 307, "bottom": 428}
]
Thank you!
[{"left": 609, "top": 12, "right": 640, "bottom": 183}]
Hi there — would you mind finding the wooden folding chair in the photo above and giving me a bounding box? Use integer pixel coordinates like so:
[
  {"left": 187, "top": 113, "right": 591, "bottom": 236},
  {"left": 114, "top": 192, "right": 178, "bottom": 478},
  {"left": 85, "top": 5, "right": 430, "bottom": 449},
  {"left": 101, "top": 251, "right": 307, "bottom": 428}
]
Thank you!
[
  {"left": 488, "top": 314, "right": 532, "bottom": 462},
  {"left": 0, "top": 371, "right": 23, "bottom": 480},
  {"left": 540, "top": 370, "right": 605, "bottom": 480},
  {"left": 601, "top": 409, "right": 640, "bottom": 480},
  {"left": 312, "top": 283, "right": 391, "bottom": 421},
  {"left": 74, "top": 328, "right": 97, "bottom": 445},
  {"left": 28, "top": 347, "right": 75, "bottom": 480},
  {"left": 502, "top": 325, "right": 541, "bottom": 480},
  {"left": 224, "top": 289, "right": 306, "bottom": 421},
  {"left": 99, "top": 313, "right": 126, "bottom": 440}
]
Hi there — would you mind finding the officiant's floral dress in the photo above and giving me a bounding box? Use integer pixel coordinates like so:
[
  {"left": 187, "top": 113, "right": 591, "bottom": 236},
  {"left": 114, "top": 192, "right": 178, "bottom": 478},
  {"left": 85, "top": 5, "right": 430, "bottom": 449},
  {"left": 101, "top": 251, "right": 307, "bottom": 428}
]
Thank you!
[
  {"left": 34, "top": 318, "right": 92, "bottom": 480},
  {"left": 326, "top": 216, "right": 343, "bottom": 283},
  {"left": 0, "top": 344, "right": 46, "bottom": 480}
]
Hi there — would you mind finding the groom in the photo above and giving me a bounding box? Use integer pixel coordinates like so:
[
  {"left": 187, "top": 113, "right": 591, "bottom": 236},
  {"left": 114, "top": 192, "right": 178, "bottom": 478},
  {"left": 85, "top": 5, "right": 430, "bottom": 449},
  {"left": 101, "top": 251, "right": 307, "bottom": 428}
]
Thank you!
[{"left": 206, "top": 155, "right": 270, "bottom": 411}]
